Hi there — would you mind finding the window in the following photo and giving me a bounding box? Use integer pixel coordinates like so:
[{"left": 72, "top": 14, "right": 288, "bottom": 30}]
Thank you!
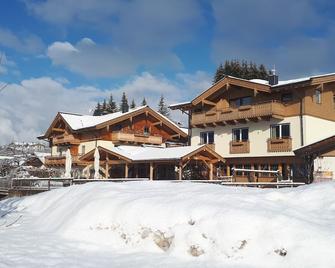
[
  {"left": 200, "top": 131, "right": 214, "bottom": 144},
  {"left": 232, "top": 128, "right": 249, "bottom": 142},
  {"left": 143, "top": 126, "right": 150, "bottom": 135},
  {"left": 270, "top": 123, "right": 290, "bottom": 139},
  {"left": 333, "top": 94, "right": 335, "bottom": 109},
  {"left": 230, "top": 96, "right": 252, "bottom": 108},
  {"left": 314, "top": 89, "right": 322, "bottom": 104},
  {"left": 281, "top": 93, "right": 293, "bottom": 102},
  {"left": 81, "top": 145, "right": 85, "bottom": 155}
]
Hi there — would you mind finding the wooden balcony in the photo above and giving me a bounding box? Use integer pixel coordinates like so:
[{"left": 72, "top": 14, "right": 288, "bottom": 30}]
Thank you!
[
  {"left": 45, "top": 155, "right": 81, "bottom": 166},
  {"left": 191, "top": 101, "right": 285, "bottom": 127},
  {"left": 267, "top": 138, "right": 292, "bottom": 152},
  {"left": 110, "top": 131, "right": 162, "bottom": 145},
  {"left": 52, "top": 134, "right": 80, "bottom": 145},
  {"left": 230, "top": 141, "right": 250, "bottom": 154}
]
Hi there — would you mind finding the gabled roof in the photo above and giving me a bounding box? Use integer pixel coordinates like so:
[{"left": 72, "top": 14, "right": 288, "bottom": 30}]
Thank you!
[
  {"left": 41, "top": 106, "right": 188, "bottom": 138},
  {"left": 80, "top": 145, "right": 225, "bottom": 163},
  {"left": 170, "top": 72, "right": 335, "bottom": 110}
]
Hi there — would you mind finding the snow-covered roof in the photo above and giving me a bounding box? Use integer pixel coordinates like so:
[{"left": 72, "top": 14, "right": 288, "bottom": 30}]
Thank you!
[
  {"left": 60, "top": 106, "right": 147, "bottom": 131},
  {"left": 110, "top": 145, "right": 207, "bottom": 161},
  {"left": 251, "top": 72, "right": 335, "bottom": 88},
  {"left": 57, "top": 106, "right": 187, "bottom": 135},
  {"left": 34, "top": 152, "right": 51, "bottom": 164}
]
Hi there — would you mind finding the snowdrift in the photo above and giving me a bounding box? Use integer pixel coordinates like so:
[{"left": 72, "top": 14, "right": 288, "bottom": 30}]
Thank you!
[{"left": 2, "top": 181, "right": 335, "bottom": 267}]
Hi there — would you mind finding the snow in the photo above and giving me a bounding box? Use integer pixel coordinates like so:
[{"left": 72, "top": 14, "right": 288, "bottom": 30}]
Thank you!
[
  {"left": 61, "top": 106, "right": 147, "bottom": 130},
  {"left": 1, "top": 181, "right": 335, "bottom": 267},
  {"left": 106, "top": 145, "right": 207, "bottom": 161}
]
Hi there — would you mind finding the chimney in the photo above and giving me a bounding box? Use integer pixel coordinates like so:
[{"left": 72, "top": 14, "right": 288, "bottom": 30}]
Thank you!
[{"left": 269, "top": 67, "right": 278, "bottom": 86}]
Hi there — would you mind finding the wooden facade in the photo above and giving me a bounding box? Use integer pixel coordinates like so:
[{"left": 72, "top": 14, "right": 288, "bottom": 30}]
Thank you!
[
  {"left": 171, "top": 73, "right": 335, "bottom": 183},
  {"left": 41, "top": 106, "right": 189, "bottom": 169}
]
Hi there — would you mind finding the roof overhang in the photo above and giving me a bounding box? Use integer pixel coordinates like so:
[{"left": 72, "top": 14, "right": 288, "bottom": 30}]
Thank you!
[{"left": 191, "top": 76, "right": 270, "bottom": 106}]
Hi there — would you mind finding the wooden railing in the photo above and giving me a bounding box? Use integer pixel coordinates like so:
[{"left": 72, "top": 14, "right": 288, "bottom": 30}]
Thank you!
[
  {"left": 192, "top": 101, "right": 285, "bottom": 126},
  {"left": 110, "top": 131, "right": 162, "bottom": 145},
  {"left": 52, "top": 134, "right": 80, "bottom": 145},
  {"left": 230, "top": 141, "right": 250, "bottom": 154},
  {"left": 45, "top": 155, "right": 80, "bottom": 166},
  {"left": 267, "top": 138, "right": 292, "bottom": 152}
]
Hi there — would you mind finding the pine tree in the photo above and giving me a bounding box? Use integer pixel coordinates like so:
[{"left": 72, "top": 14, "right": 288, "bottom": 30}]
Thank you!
[
  {"left": 93, "top": 102, "right": 102, "bottom": 116},
  {"left": 101, "top": 99, "right": 108, "bottom": 115},
  {"left": 107, "top": 93, "right": 117, "bottom": 113},
  {"left": 213, "top": 60, "right": 270, "bottom": 83},
  {"left": 120, "top": 92, "right": 129, "bottom": 113},
  {"left": 157, "top": 95, "right": 170, "bottom": 118},
  {"left": 130, "top": 99, "right": 136, "bottom": 109},
  {"left": 213, "top": 63, "right": 225, "bottom": 84},
  {"left": 141, "top": 97, "right": 147, "bottom": 106}
]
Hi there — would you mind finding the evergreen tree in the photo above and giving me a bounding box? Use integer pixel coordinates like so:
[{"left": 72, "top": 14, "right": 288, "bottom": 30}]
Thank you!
[
  {"left": 107, "top": 93, "right": 117, "bottom": 113},
  {"left": 213, "top": 63, "right": 225, "bottom": 83},
  {"left": 130, "top": 99, "right": 136, "bottom": 109},
  {"left": 93, "top": 102, "right": 102, "bottom": 116},
  {"left": 213, "top": 60, "right": 270, "bottom": 83},
  {"left": 101, "top": 99, "right": 108, "bottom": 115},
  {"left": 157, "top": 95, "right": 170, "bottom": 118},
  {"left": 120, "top": 92, "right": 129, "bottom": 113},
  {"left": 141, "top": 97, "right": 147, "bottom": 106}
]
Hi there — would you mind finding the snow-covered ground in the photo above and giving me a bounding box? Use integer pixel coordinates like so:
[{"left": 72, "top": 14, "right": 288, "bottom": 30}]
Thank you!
[{"left": 1, "top": 181, "right": 335, "bottom": 268}]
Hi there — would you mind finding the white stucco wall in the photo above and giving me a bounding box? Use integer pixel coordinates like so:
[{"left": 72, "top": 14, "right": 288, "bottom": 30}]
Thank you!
[
  {"left": 314, "top": 156, "right": 335, "bottom": 180},
  {"left": 303, "top": 115, "right": 335, "bottom": 145},
  {"left": 79, "top": 140, "right": 115, "bottom": 155},
  {"left": 191, "top": 116, "right": 301, "bottom": 157}
]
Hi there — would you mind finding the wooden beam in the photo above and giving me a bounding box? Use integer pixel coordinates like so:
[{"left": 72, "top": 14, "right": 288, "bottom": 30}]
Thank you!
[
  {"left": 52, "top": 127, "right": 65, "bottom": 132},
  {"left": 178, "top": 163, "right": 182, "bottom": 180},
  {"left": 125, "top": 163, "right": 129, "bottom": 178},
  {"left": 152, "top": 121, "right": 163, "bottom": 126},
  {"left": 209, "top": 163, "right": 213, "bottom": 180},
  {"left": 202, "top": 99, "right": 216, "bottom": 106},
  {"left": 150, "top": 162, "right": 154, "bottom": 180},
  {"left": 105, "top": 156, "right": 109, "bottom": 179},
  {"left": 171, "top": 134, "right": 181, "bottom": 138}
]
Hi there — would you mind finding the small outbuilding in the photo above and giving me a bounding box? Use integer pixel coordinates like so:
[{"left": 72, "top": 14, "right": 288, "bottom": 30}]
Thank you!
[{"left": 79, "top": 145, "right": 225, "bottom": 180}]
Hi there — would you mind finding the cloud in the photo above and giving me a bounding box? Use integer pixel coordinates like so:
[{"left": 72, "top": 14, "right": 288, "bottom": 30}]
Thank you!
[
  {"left": 26, "top": 0, "right": 203, "bottom": 77},
  {"left": 210, "top": 0, "right": 335, "bottom": 78},
  {"left": 47, "top": 38, "right": 182, "bottom": 78},
  {"left": 0, "top": 71, "right": 210, "bottom": 144},
  {"left": 0, "top": 27, "right": 45, "bottom": 54}
]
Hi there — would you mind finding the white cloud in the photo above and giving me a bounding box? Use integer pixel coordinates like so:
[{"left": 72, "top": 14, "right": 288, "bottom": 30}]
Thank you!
[
  {"left": 26, "top": 0, "right": 203, "bottom": 78},
  {"left": 47, "top": 38, "right": 182, "bottom": 78},
  {"left": 0, "top": 27, "right": 45, "bottom": 54},
  {"left": 0, "top": 71, "right": 210, "bottom": 144}
]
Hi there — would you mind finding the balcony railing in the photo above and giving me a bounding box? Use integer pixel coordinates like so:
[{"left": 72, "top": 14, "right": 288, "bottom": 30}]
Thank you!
[
  {"left": 230, "top": 141, "right": 250, "bottom": 154},
  {"left": 267, "top": 138, "right": 292, "bottom": 152},
  {"left": 52, "top": 134, "right": 80, "bottom": 145},
  {"left": 110, "top": 131, "right": 162, "bottom": 145},
  {"left": 191, "top": 100, "right": 285, "bottom": 126},
  {"left": 45, "top": 155, "right": 80, "bottom": 166}
]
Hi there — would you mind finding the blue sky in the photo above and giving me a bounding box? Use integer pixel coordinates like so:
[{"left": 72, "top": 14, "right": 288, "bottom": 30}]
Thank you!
[{"left": 1, "top": 0, "right": 335, "bottom": 143}]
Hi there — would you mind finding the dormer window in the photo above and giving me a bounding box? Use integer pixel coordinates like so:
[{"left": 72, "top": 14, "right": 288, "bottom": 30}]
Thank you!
[
  {"left": 230, "top": 96, "right": 252, "bottom": 108},
  {"left": 314, "top": 89, "right": 322, "bottom": 104},
  {"left": 281, "top": 93, "right": 293, "bottom": 102},
  {"left": 144, "top": 126, "right": 150, "bottom": 135}
]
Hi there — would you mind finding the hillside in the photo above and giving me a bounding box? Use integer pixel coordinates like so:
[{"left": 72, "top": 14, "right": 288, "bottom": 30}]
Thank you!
[{"left": 1, "top": 182, "right": 335, "bottom": 267}]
